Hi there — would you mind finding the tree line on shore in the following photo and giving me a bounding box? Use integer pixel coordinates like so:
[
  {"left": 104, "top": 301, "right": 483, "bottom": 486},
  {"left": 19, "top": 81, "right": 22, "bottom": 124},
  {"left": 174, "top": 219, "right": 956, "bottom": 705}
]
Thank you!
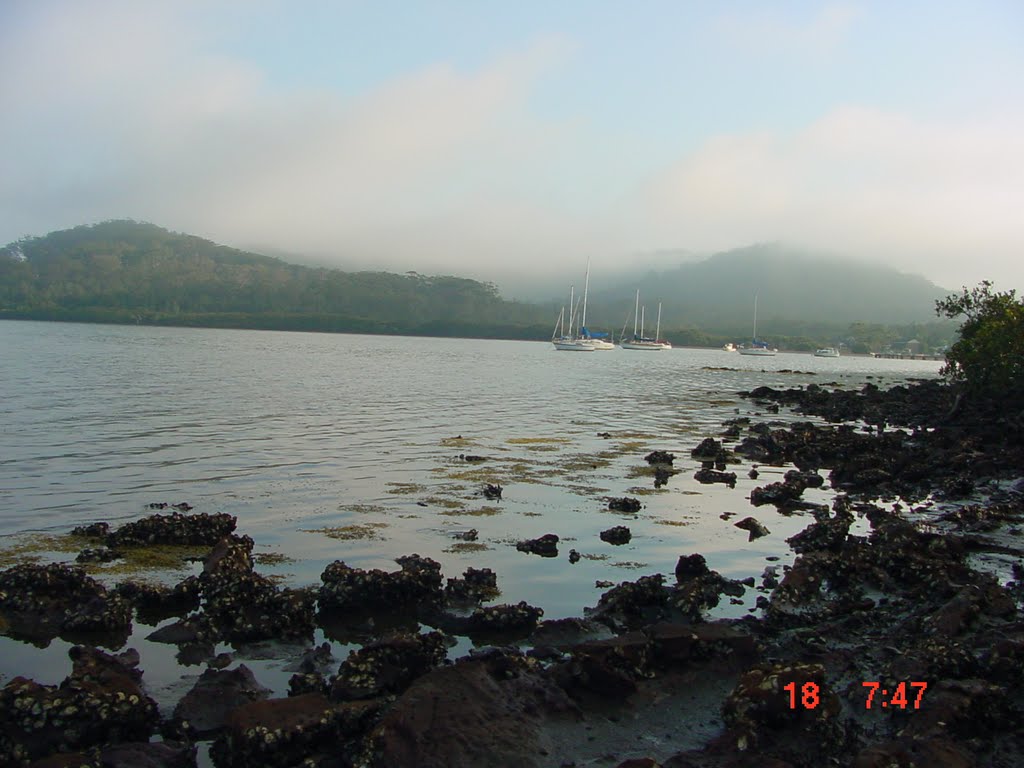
[{"left": 1, "top": 220, "right": 960, "bottom": 352}]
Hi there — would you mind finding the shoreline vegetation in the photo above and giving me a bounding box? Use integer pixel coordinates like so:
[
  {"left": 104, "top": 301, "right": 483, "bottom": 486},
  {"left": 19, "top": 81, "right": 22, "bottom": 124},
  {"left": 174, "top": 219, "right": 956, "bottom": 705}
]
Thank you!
[{"left": 1, "top": 375, "right": 1022, "bottom": 767}]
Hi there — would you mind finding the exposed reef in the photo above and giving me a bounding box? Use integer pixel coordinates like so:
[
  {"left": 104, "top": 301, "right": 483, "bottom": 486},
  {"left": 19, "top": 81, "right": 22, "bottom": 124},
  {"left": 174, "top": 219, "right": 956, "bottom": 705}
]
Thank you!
[{"left": 1, "top": 379, "right": 1023, "bottom": 766}]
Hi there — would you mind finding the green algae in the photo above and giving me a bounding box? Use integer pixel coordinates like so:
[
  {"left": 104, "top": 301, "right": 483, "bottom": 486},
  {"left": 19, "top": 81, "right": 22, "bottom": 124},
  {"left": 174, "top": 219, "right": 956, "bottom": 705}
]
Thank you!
[
  {"left": 301, "top": 522, "right": 389, "bottom": 541},
  {"left": 337, "top": 503, "right": 388, "bottom": 515},
  {"left": 254, "top": 551, "right": 296, "bottom": 566},
  {"left": 385, "top": 483, "right": 428, "bottom": 495},
  {"left": 438, "top": 506, "right": 502, "bottom": 517},
  {"left": 443, "top": 542, "right": 491, "bottom": 554}
]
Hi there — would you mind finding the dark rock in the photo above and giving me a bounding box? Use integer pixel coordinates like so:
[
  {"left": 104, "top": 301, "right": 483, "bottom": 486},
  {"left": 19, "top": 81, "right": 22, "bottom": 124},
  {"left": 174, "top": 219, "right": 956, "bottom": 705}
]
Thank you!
[
  {"left": 105, "top": 511, "right": 236, "bottom": 548},
  {"left": 645, "top": 450, "right": 676, "bottom": 465},
  {"left": 319, "top": 553, "right": 444, "bottom": 615},
  {"left": 516, "top": 534, "right": 559, "bottom": 557},
  {"left": 69, "top": 522, "right": 110, "bottom": 539},
  {"left": 115, "top": 576, "right": 201, "bottom": 624},
  {"left": 600, "top": 526, "right": 632, "bottom": 545},
  {"left": 568, "top": 549, "right": 581, "bottom": 564},
  {"left": 368, "top": 654, "right": 578, "bottom": 768},
  {"left": 444, "top": 567, "right": 499, "bottom": 604},
  {"left": 690, "top": 438, "right": 722, "bottom": 460},
  {"left": 607, "top": 497, "right": 642, "bottom": 513},
  {"left": 0, "top": 562, "right": 132, "bottom": 644},
  {"left": 675, "top": 554, "right": 710, "bottom": 581},
  {"left": 330, "top": 631, "right": 448, "bottom": 701},
  {"left": 483, "top": 483, "right": 503, "bottom": 500},
  {"left": 468, "top": 601, "right": 544, "bottom": 638},
  {"left": 171, "top": 664, "right": 272, "bottom": 736},
  {"left": 693, "top": 468, "right": 737, "bottom": 487},
  {"left": 733, "top": 517, "right": 771, "bottom": 541},
  {"left": 0, "top": 647, "right": 159, "bottom": 765},
  {"left": 211, "top": 693, "right": 382, "bottom": 768}
]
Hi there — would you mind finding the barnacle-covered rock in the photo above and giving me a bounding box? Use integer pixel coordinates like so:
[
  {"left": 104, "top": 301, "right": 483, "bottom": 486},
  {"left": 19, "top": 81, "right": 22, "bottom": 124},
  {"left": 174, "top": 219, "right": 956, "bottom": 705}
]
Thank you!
[
  {"left": 109, "top": 512, "right": 233, "bottom": 548},
  {"left": 318, "top": 554, "right": 444, "bottom": 615},
  {"left": 105, "top": 512, "right": 237, "bottom": 548},
  {"left": 721, "top": 662, "right": 848, "bottom": 761},
  {"left": 209, "top": 693, "right": 382, "bottom": 768},
  {"left": 330, "top": 631, "right": 448, "bottom": 701},
  {"left": 114, "top": 576, "right": 201, "bottom": 625},
  {"left": 0, "top": 647, "right": 158, "bottom": 765},
  {"left": 443, "top": 567, "right": 499, "bottom": 605},
  {"left": 198, "top": 536, "right": 316, "bottom": 644},
  {"left": 467, "top": 601, "right": 543, "bottom": 638},
  {"left": 0, "top": 563, "right": 131, "bottom": 644}
]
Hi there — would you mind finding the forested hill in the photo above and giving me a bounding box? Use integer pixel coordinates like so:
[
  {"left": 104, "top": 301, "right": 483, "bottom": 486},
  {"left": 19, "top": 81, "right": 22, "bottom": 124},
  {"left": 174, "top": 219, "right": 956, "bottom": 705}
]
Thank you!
[
  {"left": 0, "top": 221, "right": 553, "bottom": 338},
  {"left": 1, "top": 220, "right": 957, "bottom": 350}
]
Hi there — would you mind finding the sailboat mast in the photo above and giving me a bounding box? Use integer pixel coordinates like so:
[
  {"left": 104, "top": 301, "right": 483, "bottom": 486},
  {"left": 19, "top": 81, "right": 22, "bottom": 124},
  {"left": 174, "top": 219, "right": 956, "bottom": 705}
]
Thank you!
[
  {"left": 581, "top": 259, "right": 590, "bottom": 331},
  {"left": 633, "top": 289, "right": 639, "bottom": 338},
  {"left": 640, "top": 306, "right": 645, "bottom": 338},
  {"left": 752, "top": 294, "right": 758, "bottom": 341},
  {"left": 656, "top": 302, "right": 662, "bottom": 341},
  {"left": 568, "top": 286, "right": 575, "bottom": 336}
]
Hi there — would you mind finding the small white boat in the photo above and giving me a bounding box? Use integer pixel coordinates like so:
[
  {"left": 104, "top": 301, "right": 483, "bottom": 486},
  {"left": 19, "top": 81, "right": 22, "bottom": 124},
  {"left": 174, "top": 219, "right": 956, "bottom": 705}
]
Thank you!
[
  {"left": 738, "top": 343, "right": 777, "bottom": 356},
  {"left": 815, "top": 347, "right": 840, "bottom": 358},
  {"left": 737, "top": 294, "right": 776, "bottom": 356},
  {"left": 722, "top": 343, "right": 737, "bottom": 352}
]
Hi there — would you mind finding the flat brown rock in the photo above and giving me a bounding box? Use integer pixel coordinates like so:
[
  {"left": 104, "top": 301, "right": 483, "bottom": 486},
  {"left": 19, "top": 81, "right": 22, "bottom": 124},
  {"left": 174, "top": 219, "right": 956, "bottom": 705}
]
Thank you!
[{"left": 369, "top": 656, "right": 579, "bottom": 768}]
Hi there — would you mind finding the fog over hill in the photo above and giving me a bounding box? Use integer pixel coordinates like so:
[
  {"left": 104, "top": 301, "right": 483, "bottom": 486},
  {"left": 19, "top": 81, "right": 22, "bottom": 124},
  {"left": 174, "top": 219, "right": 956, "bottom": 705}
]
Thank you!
[{"left": 489, "top": 244, "right": 950, "bottom": 334}]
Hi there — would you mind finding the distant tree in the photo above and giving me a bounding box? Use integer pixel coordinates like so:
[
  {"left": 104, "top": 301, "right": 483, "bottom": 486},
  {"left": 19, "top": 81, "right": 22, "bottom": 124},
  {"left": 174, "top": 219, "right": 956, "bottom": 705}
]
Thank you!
[{"left": 935, "top": 281, "right": 1024, "bottom": 396}]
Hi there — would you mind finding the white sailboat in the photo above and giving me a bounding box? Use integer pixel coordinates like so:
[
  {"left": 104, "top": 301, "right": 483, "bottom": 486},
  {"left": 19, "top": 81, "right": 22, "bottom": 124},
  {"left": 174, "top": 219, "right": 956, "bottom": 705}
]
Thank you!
[
  {"left": 552, "top": 285, "right": 596, "bottom": 351},
  {"left": 577, "top": 260, "right": 615, "bottom": 349},
  {"left": 620, "top": 291, "right": 671, "bottom": 350},
  {"left": 737, "top": 294, "right": 777, "bottom": 356}
]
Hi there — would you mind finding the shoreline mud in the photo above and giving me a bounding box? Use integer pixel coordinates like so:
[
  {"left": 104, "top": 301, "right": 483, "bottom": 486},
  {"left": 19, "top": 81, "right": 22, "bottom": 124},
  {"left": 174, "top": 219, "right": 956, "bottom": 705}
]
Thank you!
[{"left": 2, "top": 378, "right": 1022, "bottom": 767}]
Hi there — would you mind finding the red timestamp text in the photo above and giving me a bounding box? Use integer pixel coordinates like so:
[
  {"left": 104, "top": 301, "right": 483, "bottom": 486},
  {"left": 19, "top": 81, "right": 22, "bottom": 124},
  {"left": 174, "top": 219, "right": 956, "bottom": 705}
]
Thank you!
[{"left": 862, "top": 681, "right": 927, "bottom": 710}]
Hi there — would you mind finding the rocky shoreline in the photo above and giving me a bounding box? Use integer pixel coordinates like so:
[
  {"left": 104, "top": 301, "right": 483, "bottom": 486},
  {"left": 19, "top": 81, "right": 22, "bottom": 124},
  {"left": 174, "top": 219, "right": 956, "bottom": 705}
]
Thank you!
[{"left": 2, "top": 379, "right": 1022, "bottom": 767}]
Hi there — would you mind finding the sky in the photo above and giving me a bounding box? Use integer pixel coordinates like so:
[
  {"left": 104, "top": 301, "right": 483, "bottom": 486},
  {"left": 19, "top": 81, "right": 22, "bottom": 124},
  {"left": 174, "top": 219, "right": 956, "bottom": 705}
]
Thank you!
[{"left": 1, "top": 0, "right": 1022, "bottom": 292}]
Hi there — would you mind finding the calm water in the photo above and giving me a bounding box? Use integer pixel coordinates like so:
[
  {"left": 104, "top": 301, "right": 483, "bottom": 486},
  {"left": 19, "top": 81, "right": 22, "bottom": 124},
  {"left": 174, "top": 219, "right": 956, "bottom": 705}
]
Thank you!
[{"left": 0, "top": 320, "right": 942, "bottom": 710}]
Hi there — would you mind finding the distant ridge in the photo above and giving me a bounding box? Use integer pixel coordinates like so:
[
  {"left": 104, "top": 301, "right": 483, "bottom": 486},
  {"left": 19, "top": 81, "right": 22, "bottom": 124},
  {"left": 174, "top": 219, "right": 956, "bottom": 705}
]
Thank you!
[
  {"left": 590, "top": 243, "right": 948, "bottom": 333},
  {"left": 1, "top": 221, "right": 955, "bottom": 348}
]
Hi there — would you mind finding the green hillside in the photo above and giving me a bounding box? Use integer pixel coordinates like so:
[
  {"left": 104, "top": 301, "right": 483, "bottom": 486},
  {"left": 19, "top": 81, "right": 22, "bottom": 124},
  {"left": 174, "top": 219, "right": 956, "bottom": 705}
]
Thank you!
[{"left": 0, "top": 221, "right": 553, "bottom": 338}]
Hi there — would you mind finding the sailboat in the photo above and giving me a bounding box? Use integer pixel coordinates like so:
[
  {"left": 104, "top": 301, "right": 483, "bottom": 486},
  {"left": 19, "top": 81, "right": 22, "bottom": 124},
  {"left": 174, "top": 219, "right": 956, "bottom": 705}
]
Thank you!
[
  {"left": 737, "top": 294, "right": 777, "bottom": 356},
  {"left": 552, "top": 285, "right": 596, "bottom": 351},
  {"left": 577, "top": 259, "right": 615, "bottom": 349},
  {"left": 620, "top": 291, "right": 671, "bottom": 350}
]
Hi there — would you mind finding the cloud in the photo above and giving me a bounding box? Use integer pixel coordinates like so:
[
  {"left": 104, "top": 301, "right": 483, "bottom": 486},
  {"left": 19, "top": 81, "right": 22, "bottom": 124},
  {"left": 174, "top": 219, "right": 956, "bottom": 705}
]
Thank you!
[
  {"left": 626, "top": 105, "right": 1024, "bottom": 290},
  {"left": 715, "top": 3, "right": 861, "bottom": 56},
  {"left": 0, "top": 1, "right": 578, "bottom": 267}
]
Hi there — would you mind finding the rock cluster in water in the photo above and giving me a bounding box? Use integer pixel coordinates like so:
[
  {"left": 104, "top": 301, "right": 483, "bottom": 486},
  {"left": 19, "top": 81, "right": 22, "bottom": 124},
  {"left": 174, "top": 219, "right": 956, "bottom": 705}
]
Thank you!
[{"left": 1, "top": 379, "right": 1023, "bottom": 766}]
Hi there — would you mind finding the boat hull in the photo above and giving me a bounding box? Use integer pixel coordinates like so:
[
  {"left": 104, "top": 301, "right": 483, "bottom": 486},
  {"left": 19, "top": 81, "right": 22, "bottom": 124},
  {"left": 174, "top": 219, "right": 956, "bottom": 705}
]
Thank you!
[
  {"left": 553, "top": 340, "right": 597, "bottom": 351},
  {"left": 738, "top": 347, "right": 777, "bottom": 356}
]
